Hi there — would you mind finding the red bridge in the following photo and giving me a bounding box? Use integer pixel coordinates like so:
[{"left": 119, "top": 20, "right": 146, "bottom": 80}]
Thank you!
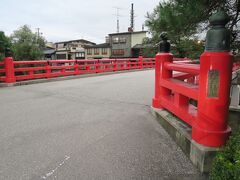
[{"left": 0, "top": 11, "right": 240, "bottom": 178}]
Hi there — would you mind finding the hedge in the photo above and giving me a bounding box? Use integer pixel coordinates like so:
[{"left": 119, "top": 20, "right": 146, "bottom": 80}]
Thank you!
[{"left": 210, "top": 131, "right": 240, "bottom": 180}]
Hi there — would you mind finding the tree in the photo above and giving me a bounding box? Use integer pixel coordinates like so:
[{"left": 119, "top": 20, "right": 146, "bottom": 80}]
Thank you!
[
  {"left": 0, "top": 31, "right": 11, "bottom": 60},
  {"left": 175, "top": 0, "right": 240, "bottom": 47},
  {"left": 10, "top": 25, "right": 46, "bottom": 60},
  {"left": 145, "top": 0, "right": 240, "bottom": 57},
  {"left": 141, "top": 37, "right": 158, "bottom": 58}
]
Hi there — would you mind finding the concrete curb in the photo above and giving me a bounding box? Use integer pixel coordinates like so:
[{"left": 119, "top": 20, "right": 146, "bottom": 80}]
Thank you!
[
  {"left": 150, "top": 106, "right": 218, "bottom": 174},
  {"left": 229, "top": 107, "right": 240, "bottom": 112},
  {"left": 0, "top": 68, "right": 153, "bottom": 88}
]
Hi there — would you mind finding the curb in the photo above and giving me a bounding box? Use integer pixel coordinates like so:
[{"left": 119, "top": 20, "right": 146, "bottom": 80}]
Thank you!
[{"left": 150, "top": 106, "right": 218, "bottom": 174}]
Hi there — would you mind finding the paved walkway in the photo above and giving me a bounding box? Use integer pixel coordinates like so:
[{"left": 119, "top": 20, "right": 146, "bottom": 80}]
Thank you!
[{"left": 0, "top": 70, "right": 205, "bottom": 180}]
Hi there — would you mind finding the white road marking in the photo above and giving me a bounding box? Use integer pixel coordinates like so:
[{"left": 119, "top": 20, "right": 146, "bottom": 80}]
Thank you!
[{"left": 41, "top": 155, "right": 70, "bottom": 179}]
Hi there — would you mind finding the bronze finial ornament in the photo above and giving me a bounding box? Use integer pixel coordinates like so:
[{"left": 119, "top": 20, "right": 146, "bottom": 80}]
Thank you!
[
  {"left": 5, "top": 48, "right": 12, "bottom": 57},
  {"left": 159, "top": 32, "right": 170, "bottom": 53},
  {"left": 205, "top": 11, "right": 231, "bottom": 52}
]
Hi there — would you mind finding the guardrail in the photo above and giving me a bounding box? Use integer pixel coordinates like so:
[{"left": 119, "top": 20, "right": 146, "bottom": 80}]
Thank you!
[
  {"left": 151, "top": 9, "right": 240, "bottom": 148},
  {"left": 152, "top": 50, "right": 236, "bottom": 148},
  {"left": 0, "top": 56, "right": 156, "bottom": 84},
  {"left": 0, "top": 62, "right": 5, "bottom": 82},
  {"left": 152, "top": 54, "right": 240, "bottom": 148},
  {"left": 151, "top": 10, "right": 240, "bottom": 148}
]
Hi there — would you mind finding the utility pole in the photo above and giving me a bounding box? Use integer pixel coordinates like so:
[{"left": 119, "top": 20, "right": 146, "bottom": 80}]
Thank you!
[
  {"left": 36, "top": 28, "right": 40, "bottom": 38},
  {"left": 116, "top": 8, "right": 120, "bottom": 33},
  {"left": 36, "top": 28, "right": 43, "bottom": 39},
  {"left": 35, "top": 28, "right": 43, "bottom": 46},
  {"left": 130, "top": 3, "right": 134, "bottom": 31}
]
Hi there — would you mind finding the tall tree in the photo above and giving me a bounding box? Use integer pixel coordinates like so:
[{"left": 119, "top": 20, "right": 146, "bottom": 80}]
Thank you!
[
  {"left": 0, "top": 31, "right": 11, "bottom": 60},
  {"left": 145, "top": 0, "right": 240, "bottom": 57},
  {"left": 10, "top": 25, "right": 46, "bottom": 60}
]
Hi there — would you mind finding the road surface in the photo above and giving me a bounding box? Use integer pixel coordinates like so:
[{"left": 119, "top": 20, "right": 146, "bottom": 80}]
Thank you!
[{"left": 0, "top": 70, "right": 205, "bottom": 180}]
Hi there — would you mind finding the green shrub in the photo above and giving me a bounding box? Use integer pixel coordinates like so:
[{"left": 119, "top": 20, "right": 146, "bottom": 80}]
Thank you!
[{"left": 210, "top": 131, "right": 240, "bottom": 180}]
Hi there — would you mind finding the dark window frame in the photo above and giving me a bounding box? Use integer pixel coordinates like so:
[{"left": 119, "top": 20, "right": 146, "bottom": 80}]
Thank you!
[
  {"left": 94, "top": 48, "right": 99, "bottom": 55},
  {"left": 87, "top": 49, "right": 92, "bottom": 55},
  {"left": 112, "top": 49, "right": 124, "bottom": 56},
  {"left": 102, "top": 48, "right": 108, "bottom": 55}
]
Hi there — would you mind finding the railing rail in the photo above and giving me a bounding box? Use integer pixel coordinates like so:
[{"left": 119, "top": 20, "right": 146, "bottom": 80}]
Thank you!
[
  {"left": 0, "top": 56, "right": 158, "bottom": 83},
  {"left": 0, "top": 61, "right": 5, "bottom": 82},
  {"left": 164, "top": 62, "right": 200, "bottom": 75}
]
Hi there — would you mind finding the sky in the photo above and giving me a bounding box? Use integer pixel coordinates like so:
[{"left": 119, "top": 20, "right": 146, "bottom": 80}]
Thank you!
[{"left": 0, "top": 0, "right": 160, "bottom": 44}]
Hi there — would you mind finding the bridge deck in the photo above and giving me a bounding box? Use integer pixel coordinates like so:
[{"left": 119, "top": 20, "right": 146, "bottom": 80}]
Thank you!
[{"left": 0, "top": 70, "right": 205, "bottom": 180}]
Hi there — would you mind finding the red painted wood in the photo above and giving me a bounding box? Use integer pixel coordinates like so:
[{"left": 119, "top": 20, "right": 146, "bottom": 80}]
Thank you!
[{"left": 152, "top": 51, "right": 233, "bottom": 147}]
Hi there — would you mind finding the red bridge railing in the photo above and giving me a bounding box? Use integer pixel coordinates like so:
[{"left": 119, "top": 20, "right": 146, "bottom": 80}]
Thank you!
[
  {"left": 152, "top": 50, "right": 235, "bottom": 148},
  {"left": 0, "top": 62, "right": 5, "bottom": 82},
  {"left": 0, "top": 56, "right": 156, "bottom": 83}
]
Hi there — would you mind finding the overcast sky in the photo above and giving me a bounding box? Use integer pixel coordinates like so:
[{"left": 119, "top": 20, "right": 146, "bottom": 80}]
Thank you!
[{"left": 0, "top": 0, "right": 160, "bottom": 44}]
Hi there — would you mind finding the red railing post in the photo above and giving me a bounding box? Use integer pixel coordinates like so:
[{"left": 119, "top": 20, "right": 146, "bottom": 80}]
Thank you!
[
  {"left": 4, "top": 53, "right": 16, "bottom": 84},
  {"left": 152, "top": 53, "right": 173, "bottom": 108},
  {"left": 192, "top": 51, "right": 233, "bottom": 147},
  {"left": 95, "top": 60, "right": 99, "bottom": 73},
  {"left": 74, "top": 60, "right": 79, "bottom": 75},
  {"left": 127, "top": 59, "right": 131, "bottom": 70},
  {"left": 152, "top": 33, "right": 173, "bottom": 108},
  {"left": 114, "top": 59, "right": 118, "bottom": 71},
  {"left": 46, "top": 61, "right": 51, "bottom": 78},
  {"left": 192, "top": 11, "right": 232, "bottom": 147},
  {"left": 139, "top": 56, "right": 143, "bottom": 69},
  {"left": 86, "top": 62, "right": 90, "bottom": 72}
]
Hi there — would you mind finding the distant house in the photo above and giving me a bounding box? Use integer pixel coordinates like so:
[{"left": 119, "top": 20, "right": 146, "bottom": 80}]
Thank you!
[
  {"left": 85, "top": 43, "right": 111, "bottom": 59},
  {"left": 43, "top": 42, "right": 56, "bottom": 60},
  {"left": 109, "top": 31, "right": 147, "bottom": 58},
  {"left": 43, "top": 48, "right": 55, "bottom": 60},
  {"left": 55, "top": 39, "right": 95, "bottom": 60}
]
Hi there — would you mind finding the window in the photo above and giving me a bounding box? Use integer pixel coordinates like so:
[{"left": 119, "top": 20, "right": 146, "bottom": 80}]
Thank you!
[
  {"left": 112, "top": 37, "right": 126, "bottom": 44},
  {"left": 76, "top": 52, "right": 85, "bottom": 59},
  {"left": 72, "top": 44, "right": 78, "bottom": 48},
  {"left": 56, "top": 43, "right": 64, "bottom": 48},
  {"left": 102, "top": 48, "right": 108, "bottom": 55},
  {"left": 76, "top": 52, "right": 84, "bottom": 58},
  {"left": 87, "top": 49, "right": 92, "bottom": 55},
  {"left": 56, "top": 54, "right": 66, "bottom": 59},
  {"left": 94, "top": 48, "right": 99, "bottom": 55},
  {"left": 112, "top": 37, "right": 119, "bottom": 44},
  {"left": 112, "top": 49, "right": 124, "bottom": 56},
  {"left": 119, "top": 37, "right": 126, "bottom": 43}
]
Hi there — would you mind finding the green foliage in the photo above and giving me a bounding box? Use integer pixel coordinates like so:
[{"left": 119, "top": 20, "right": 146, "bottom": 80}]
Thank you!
[
  {"left": 145, "top": 0, "right": 240, "bottom": 57},
  {"left": 145, "top": 1, "right": 204, "bottom": 57},
  {"left": 172, "top": 39, "right": 204, "bottom": 59},
  {"left": 142, "top": 47, "right": 157, "bottom": 58},
  {"left": 10, "top": 25, "right": 46, "bottom": 60},
  {"left": 210, "top": 131, "right": 240, "bottom": 180},
  {"left": 141, "top": 37, "right": 157, "bottom": 58},
  {"left": 0, "top": 31, "right": 11, "bottom": 61}
]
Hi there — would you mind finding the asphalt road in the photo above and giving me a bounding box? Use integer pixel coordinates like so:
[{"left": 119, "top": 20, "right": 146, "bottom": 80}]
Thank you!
[{"left": 0, "top": 70, "right": 205, "bottom": 180}]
